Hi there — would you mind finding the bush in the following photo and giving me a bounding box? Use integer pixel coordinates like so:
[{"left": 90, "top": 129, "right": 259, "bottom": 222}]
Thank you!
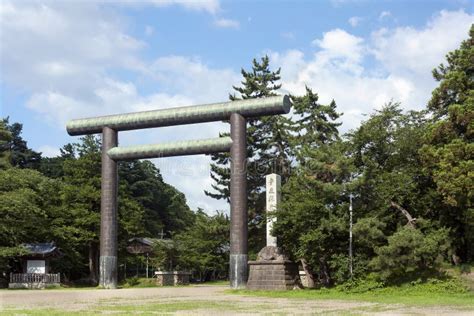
[
  {"left": 124, "top": 276, "right": 140, "bottom": 287},
  {"left": 370, "top": 225, "right": 450, "bottom": 282},
  {"left": 336, "top": 278, "right": 385, "bottom": 293},
  {"left": 336, "top": 275, "right": 468, "bottom": 294}
]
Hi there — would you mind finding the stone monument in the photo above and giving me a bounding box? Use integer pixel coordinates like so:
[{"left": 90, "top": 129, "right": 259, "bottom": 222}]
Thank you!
[
  {"left": 247, "top": 174, "right": 299, "bottom": 290},
  {"left": 266, "top": 174, "right": 279, "bottom": 247}
]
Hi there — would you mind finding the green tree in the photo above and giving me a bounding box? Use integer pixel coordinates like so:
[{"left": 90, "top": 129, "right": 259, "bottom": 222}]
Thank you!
[
  {"left": 0, "top": 168, "right": 64, "bottom": 282},
  {"left": 206, "top": 55, "right": 287, "bottom": 254},
  {"left": 175, "top": 209, "right": 230, "bottom": 281},
  {"left": 274, "top": 140, "right": 353, "bottom": 286},
  {"left": 0, "top": 121, "right": 12, "bottom": 169},
  {"left": 60, "top": 136, "right": 145, "bottom": 283},
  {"left": 119, "top": 160, "right": 193, "bottom": 237},
  {"left": 290, "top": 86, "right": 341, "bottom": 163},
  {"left": 371, "top": 224, "right": 450, "bottom": 282},
  {"left": 348, "top": 104, "right": 433, "bottom": 226},
  {"left": 420, "top": 25, "right": 474, "bottom": 262},
  {"left": 2, "top": 119, "right": 41, "bottom": 170}
]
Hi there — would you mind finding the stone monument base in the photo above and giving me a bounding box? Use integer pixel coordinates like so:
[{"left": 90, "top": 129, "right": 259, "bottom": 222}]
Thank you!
[
  {"left": 246, "top": 246, "right": 299, "bottom": 290},
  {"left": 247, "top": 260, "right": 298, "bottom": 290}
]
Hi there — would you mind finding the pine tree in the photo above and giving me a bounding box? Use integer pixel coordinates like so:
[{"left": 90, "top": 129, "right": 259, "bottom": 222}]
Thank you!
[
  {"left": 206, "top": 56, "right": 288, "bottom": 254},
  {"left": 420, "top": 24, "right": 474, "bottom": 262},
  {"left": 290, "top": 86, "right": 341, "bottom": 164},
  {"left": 0, "top": 121, "right": 12, "bottom": 169},
  {"left": 3, "top": 118, "right": 42, "bottom": 169}
]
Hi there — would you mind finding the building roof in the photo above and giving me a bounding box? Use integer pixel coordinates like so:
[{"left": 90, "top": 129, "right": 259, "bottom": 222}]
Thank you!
[
  {"left": 128, "top": 237, "right": 155, "bottom": 246},
  {"left": 127, "top": 237, "right": 174, "bottom": 254},
  {"left": 22, "top": 242, "right": 61, "bottom": 258}
]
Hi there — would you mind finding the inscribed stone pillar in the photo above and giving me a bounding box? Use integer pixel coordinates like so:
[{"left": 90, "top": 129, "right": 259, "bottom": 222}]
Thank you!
[{"left": 266, "top": 174, "right": 281, "bottom": 247}]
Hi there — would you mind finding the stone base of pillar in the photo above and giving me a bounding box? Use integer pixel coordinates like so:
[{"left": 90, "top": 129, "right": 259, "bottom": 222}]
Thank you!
[
  {"left": 229, "top": 254, "right": 248, "bottom": 289},
  {"left": 99, "top": 255, "right": 117, "bottom": 289},
  {"left": 246, "top": 246, "right": 300, "bottom": 290}
]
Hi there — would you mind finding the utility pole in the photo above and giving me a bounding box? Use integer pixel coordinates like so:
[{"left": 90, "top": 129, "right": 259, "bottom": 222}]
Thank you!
[
  {"left": 146, "top": 252, "right": 149, "bottom": 279},
  {"left": 349, "top": 193, "right": 353, "bottom": 278},
  {"left": 158, "top": 229, "right": 165, "bottom": 239}
]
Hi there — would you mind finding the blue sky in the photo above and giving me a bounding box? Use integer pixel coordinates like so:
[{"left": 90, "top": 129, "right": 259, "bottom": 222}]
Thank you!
[{"left": 1, "top": 0, "right": 473, "bottom": 213}]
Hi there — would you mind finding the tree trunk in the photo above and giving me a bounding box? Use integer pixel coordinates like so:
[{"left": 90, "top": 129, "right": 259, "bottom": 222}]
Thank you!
[
  {"left": 300, "top": 259, "right": 316, "bottom": 288},
  {"left": 390, "top": 201, "right": 416, "bottom": 228},
  {"left": 89, "top": 242, "right": 99, "bottom": 286},
  {"left": 319, "top": 259, "right": 331, "bottom": 286}
]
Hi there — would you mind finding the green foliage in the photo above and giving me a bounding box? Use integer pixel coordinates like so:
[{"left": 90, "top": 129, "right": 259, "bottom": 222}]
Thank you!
[
  {"left": 290, "top": 86, "right": 341, "bottom": 162},
  {"left": 371, "top": 226, "right": 451, "bottom": 282},
  {"left": 119, "top": 160, "right": 193, "bottom": 236},
  {"left": 429, "top": 25, "right": 474, "bottom": 118},
  {"left": 233, "top": 277, "right": 472, "bottom": 308},
  {"left": 0, "top": 132, "right": 195, "bottom": 284},
  {"left": 420, "top": 25, "right": 474, "bottom": 261},
  {"left": 207, "top": 55, "right": 287, "bottom": 254},
  {"left": 0, "top": 121, "right": 12, "bottom": 169},
  {"left": 2, "top": 118, "right": 42, "bottom": 169},
  {"left": 121, "top": 277, "right": 157, "bottom": 288},
  {"left": 0, "top": 168, "right": 64, "bottom": 276},
  {"left": 144, "top": 210, "right": 229, "bottom": 280},
  {"left": 1, "top": 25, "right": 473, "bottom": 291},
  {"left": 150, "top": 240, "right": 179, "bottom": 271},
  {"left": 174, "top": 209, "right": 229, "bottom": 280},
  {"left": 274, "top": 140, "right": 352, "bottom": 286}
]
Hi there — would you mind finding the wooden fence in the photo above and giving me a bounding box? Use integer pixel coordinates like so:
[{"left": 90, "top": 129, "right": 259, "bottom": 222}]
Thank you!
[{"left": 10, "top": 273, "right": 60, "bottom": 284}]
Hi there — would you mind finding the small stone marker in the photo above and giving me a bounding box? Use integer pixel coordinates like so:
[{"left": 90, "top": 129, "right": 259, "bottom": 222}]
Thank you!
[{"left": 266, "top": 174, "right": 280, "bottom": 247}]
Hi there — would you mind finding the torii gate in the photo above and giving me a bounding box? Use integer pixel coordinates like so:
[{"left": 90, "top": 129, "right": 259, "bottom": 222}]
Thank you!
[{"left": 66, "top": 95, "right": 290, "bottom": 289}]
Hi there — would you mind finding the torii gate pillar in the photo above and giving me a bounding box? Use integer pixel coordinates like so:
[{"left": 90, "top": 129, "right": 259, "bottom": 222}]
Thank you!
[
  {"left": 229, "top": 113, "right": 248, "bottom": 289},
  {"left": 99, "top": 127, "right": 118, "bottom": 288}
]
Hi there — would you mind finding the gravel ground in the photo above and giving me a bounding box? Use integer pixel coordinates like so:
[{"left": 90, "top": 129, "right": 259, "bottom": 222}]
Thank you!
[{"left": 0, "top": 285, "right": 472, "bottom": 315}]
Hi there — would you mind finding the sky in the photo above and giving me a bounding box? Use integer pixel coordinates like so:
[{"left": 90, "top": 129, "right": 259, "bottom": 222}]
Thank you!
[{"left": 1, "top": 0, "right": 473, "bottom": 213}]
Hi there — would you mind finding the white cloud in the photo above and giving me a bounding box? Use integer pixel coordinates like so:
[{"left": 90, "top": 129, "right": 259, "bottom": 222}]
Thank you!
[
  {"left": 37, "top": 145, "right": 61, "bottom": 158},
  {"left": 214, "top": 18, "right": 240, "bottom": 29},
  {"left": 150, "top": 56, "right": 239, "bottom": 103},
  {"left": 3, "top": 2, "right": 472, "bottom": 215},
  {"left": 348, "top": 16, "right": 362, "bottom": 27},
  {"left": 1, "top": 0, "right": 233, "bottom": 213},
  {"left": 270, "top": 10, "right": 473, "bottom": 132},
  {"left": 371, "top": 10, "right": 473, "bottom": 76},
  {"left": 379, "top": 10, "right": 391, "bottom": 21},
  {"left": 0, "top": 1, "right": 146, "bottom": 96},
  {"left": 311, "top": 28, "right": 365, "bottom": 74},
  {"left": 130, "top": 0, "right": 220, "bottom": 14}
]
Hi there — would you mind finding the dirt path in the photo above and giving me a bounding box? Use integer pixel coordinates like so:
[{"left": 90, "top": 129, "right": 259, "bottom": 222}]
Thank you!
[{"left": 0, "top": 285, "right": 471, "bottom": 315}]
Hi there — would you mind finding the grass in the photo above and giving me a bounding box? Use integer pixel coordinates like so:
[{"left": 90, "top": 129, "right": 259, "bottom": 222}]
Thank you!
[
  {"left": 198, "top": 279, "right": 228, "bottom": 286},
  {"left": 120, "top": 277, "right": 158, "bottom": 288},
  {"left": 3, "top": 278, "right": 473, "bottom": 314},
  {"left": 229, "top": 283, "right": 474, "bottom": 308},
  {"left": 1, "top": 300, "right": 264, "bottom": 315}
]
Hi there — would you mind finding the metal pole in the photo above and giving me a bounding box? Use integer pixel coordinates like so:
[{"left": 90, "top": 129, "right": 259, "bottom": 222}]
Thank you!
[
  {"left": 99, "top": 127, "right": 118, "bottom": 288},
  {"left": 349, "top": 193, "right": 353, "bottom": 278},
  {"left": 146, "top": 253, "right": 149, "bottom": 279},
  {"left": 229, "top": 113, "right": 248, "bottom": 289}
]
